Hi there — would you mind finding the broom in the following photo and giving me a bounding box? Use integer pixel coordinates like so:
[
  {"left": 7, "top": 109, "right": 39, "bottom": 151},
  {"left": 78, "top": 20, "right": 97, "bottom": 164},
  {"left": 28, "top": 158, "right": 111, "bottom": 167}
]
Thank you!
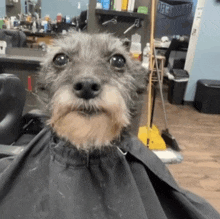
[{"left": 153, "top": 46, "right": 181, "bottom": 151}]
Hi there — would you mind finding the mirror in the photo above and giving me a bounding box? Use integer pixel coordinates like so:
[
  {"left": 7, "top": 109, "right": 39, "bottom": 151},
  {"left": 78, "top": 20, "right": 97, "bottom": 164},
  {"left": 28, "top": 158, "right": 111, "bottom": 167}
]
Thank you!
[
  {"left": 21, "top": 0, "right": 41, "bottom": 18},
  {"left": 41, "top": 0, "right": 89, "bottom": 20},
  {"left": 20, "top": 0, "right": 89, "bottom": 20}
]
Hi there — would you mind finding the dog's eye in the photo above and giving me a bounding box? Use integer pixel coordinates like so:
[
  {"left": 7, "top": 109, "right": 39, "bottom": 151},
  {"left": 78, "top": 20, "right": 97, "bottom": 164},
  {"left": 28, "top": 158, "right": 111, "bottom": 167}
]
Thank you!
[
  {"left": 53, "top": 53, "right": 69, "bottom": 67},
  {"left": 110, "top": 55, "right": 126, "bottom": 69}
]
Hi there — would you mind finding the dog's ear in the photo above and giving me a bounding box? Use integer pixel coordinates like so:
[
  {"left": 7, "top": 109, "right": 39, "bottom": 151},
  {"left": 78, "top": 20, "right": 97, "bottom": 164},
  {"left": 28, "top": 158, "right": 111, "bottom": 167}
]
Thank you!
[{"left": 120, "top": 38, "right": 131, "bottom": 51}]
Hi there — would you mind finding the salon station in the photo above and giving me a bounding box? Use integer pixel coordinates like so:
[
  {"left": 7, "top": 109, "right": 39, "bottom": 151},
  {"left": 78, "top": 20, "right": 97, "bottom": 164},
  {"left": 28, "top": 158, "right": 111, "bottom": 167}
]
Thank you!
[{"left": 0, "top": 0, "right": 220, "bottom": 213}]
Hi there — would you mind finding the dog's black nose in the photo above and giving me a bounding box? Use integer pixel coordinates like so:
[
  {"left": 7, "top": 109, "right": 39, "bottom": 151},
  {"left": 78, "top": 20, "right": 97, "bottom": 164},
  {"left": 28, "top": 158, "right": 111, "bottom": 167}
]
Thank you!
[{"left": 73, "top": 78, "right": 101, "bottom": 100}]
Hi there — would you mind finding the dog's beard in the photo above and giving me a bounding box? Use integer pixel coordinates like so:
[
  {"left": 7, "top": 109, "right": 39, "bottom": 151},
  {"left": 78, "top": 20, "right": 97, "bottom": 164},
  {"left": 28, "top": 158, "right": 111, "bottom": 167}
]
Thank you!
[{"left": 49, "top": 85, "right": 130, "bottom": 150}]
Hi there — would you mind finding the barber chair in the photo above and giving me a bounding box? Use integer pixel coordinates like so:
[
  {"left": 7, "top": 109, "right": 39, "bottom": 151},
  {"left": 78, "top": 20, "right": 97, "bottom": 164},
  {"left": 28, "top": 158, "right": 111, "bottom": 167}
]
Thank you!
[
  {"left": 0, "top": 74, "right": 46, "bottom": 158},
  {"left": 71, "top": 10, "right": 88, "bottom": 31},
  {"left": 0, "top": 29, "right": 27, "bottom": 48},
  {"left": 164, "top": 37, "right": 189, "bottom": 70},
  {"left": 77, "top": 10, "right": 88, "bottom": 31}
]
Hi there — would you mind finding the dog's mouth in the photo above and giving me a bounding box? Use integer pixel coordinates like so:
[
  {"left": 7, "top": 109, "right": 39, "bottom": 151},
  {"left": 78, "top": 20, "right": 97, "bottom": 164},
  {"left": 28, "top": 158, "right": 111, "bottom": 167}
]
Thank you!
[
  {"left": 50, "top": 85, "right": 130, "bottom": 149},
  {"left": 74, "top": 106, "right": 105, "bottom": 116}
]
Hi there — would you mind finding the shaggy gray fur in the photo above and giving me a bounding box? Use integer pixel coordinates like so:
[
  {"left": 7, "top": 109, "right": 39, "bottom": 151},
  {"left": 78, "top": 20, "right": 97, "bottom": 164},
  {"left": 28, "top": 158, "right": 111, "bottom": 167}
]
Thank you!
[{"left": 37, "top": 32, "right": 148, "bottom": 134}]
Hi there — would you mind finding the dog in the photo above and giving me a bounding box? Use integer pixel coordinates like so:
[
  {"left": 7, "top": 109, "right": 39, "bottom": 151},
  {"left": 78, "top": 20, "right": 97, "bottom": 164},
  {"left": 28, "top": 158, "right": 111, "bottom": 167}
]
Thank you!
[
  {"left": 0, "top": 32, "right": 219, "bottom": 219},
  {"left": 37, "top": 32, "right": 148, "bottom": 151}
]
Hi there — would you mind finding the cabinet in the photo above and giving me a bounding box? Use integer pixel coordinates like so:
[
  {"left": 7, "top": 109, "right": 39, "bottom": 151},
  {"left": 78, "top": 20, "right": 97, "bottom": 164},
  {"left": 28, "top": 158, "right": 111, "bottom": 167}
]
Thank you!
[{"left": 87, "top": 0, "right": 152, "bottom": 53}]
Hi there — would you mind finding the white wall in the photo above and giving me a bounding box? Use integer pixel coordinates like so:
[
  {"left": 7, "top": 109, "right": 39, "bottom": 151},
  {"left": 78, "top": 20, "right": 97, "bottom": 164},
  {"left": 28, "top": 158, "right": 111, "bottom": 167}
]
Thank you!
[
  {"left": 0, "top": 1, "right": 5, "bottom": 17},
  {"left": 184, "top": 0, "right": 220, "bottom": 101}
]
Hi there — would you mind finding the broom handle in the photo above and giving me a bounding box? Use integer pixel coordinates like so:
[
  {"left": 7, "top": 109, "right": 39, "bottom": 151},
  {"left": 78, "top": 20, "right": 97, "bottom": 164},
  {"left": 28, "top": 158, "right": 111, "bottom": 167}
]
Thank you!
[
  {"left": 150, "top": 84, "right": 156, "bottom": 128},
  {"left": 153, "top": 45, "right": 169, "bottom": 130},
  {"left": 147, "top": 69, "right": 153, "bottom": 132},
  {"left": 147, "top": 0, "right": 157, "bottom": 145},
  {"left": 150, "top": 0, "right": 156, "bottom": 70}
]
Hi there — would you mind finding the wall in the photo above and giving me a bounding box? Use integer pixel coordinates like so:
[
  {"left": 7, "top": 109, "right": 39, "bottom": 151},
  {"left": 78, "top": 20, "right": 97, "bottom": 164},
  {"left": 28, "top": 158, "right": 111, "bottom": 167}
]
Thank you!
[
  {"left": 184, "top": 0, "right": 220, "bottom": 101},
  {"left": 184, "top": 0, "right": 205, "bottom": 93},
  {"left": 0, "top": 1, "right": 5, "bottom": 17}
]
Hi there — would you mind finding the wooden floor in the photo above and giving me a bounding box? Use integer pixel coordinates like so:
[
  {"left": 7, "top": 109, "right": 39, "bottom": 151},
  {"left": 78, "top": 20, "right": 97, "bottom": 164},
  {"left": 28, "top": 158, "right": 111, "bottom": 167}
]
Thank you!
[{"left": 139, "top": 83, "right": 220, "bottom": 213}]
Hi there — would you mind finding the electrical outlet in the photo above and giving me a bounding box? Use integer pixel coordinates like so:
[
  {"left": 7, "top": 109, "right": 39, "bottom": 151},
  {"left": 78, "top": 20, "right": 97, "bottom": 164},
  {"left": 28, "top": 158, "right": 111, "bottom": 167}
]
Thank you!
[{"left": 0, "top": 41, "right": 7, "bottom": 54}]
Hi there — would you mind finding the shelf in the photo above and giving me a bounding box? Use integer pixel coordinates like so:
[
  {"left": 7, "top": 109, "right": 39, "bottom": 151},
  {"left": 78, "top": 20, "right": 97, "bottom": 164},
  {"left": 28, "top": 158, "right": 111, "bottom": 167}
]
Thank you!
[
  {"left": 6, "top": 4, "right": 14, "bottom": 7},
  {"left": 95, "top": 9, "right": 148, "bottom": 20}
]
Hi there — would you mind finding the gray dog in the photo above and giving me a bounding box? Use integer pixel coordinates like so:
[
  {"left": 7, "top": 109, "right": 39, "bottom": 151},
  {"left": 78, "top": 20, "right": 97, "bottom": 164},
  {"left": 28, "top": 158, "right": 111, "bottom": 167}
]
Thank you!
[{"left": 37, "top": 32, "right": 148, "bottom": 151}]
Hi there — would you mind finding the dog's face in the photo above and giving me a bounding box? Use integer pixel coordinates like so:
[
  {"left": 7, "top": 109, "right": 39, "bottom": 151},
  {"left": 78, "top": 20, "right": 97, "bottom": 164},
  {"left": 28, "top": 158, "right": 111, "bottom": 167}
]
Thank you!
[{"left": 37, "top": 33, "right": 148, "bottom": 150}]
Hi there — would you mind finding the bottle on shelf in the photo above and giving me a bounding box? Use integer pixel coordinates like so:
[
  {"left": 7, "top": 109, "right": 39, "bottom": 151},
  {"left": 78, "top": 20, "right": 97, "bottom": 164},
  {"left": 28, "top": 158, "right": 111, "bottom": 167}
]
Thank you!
[
  {"left": 122, "top": 0, "right": 128, "bottom": 11},
  {"left": 32, "top": 19, "right": 37, "bottom": 33},
  {"left": 102, "top": 0, "right": 110, "bottom": 10},
  {"left": 115, "top": 0, "right": 122, "bottom": 11},
  {"left": 142, "top": 43, "right": 150, "bottom": 69},
  {"left": 130, "top": 33, "right": 142, "bottom": 61},
  {"left": 57, "top": 13, "right": 62, "bottom": 23}
]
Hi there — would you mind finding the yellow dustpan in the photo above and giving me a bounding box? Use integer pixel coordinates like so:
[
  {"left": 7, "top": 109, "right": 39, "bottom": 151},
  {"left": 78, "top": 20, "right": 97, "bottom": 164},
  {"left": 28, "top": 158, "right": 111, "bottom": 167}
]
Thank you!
[{"left": 138, "top": 125, "right": 166, "bottom": 150}]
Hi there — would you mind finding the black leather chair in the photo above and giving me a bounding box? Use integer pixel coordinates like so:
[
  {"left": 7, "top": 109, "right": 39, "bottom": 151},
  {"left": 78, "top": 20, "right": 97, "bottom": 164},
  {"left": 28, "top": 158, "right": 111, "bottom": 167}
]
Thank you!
[
  {"left": 0, "top": 74, "right": 26, "bottom": 144},
  {"left": 0, "top": 74, "right": 46, "bottom": 157},
  {"left": 0, "top": 29, "right": 27, "bottom": 48},
  {"left": 164, "top": 38, "right": 189, "bottom": 69}
]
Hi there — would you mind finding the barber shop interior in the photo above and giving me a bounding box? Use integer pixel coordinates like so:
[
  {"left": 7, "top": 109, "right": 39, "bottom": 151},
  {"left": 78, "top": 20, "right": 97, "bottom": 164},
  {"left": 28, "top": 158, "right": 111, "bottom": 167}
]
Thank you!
[{"left": 0, "top": 0, "right": 219, "bottom": 217}]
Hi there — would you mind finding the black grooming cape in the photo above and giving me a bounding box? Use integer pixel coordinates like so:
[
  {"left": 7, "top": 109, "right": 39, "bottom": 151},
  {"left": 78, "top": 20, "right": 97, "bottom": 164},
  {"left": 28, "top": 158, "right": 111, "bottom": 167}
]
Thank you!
[{"left": 0, "top": 128, "right": 219, "bottom": 219}]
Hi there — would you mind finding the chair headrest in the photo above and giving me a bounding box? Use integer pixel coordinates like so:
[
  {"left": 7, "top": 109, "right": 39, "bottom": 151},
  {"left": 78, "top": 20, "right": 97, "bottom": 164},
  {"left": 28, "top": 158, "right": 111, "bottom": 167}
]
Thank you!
[
  {"left": 0, "top": 74, "right": 26, "bottom": 119},
  {"left": 0, "top": 29, "right": 27, "bottom": 48},
  {"left": 0, "top": 74, "right": 26, "bottom": 144}
]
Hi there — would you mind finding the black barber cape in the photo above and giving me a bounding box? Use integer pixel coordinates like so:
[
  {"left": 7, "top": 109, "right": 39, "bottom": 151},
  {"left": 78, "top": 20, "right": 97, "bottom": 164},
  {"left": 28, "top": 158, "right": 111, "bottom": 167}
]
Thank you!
[{"left": 0, "top": 127, "right": 219, "bottom": 219}]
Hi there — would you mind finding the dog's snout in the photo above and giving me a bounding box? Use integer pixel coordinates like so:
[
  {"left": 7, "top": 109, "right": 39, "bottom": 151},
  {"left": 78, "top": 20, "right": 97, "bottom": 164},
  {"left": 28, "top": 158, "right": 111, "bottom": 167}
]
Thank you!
[{"left": 73, "top": 78, "right": 101, "bottom": 100}]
